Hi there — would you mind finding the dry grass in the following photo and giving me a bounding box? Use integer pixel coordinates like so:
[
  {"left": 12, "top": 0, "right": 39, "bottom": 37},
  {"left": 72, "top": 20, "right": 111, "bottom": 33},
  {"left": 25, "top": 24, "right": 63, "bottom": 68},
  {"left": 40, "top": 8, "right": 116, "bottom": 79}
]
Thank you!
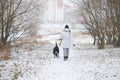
[
  {"left": 11, "top": 37, "right": 50, "bottom": 55},
  {"left": 72, "top": 31, "right": 89, "bottom": 36},
  {"left": 0, "top": 35, "right": 49, "bottom": 61},
  {"left": 72, "top": 31, "right": 91, "bottom": 40},
  {"left": 13, "top": 35, "right": 48, "bottom": 45},
  {"left": 15, "top": 39, "right": 49, "bottom": 46},
  {"left": 0, "top": 52, "right": 11, "bottom": 60},
  {"left": 0, "top": 65, "right": 5, "bottom": 68},
  {"left": 0, "top": 43, "right": 11, "bottom": 60},
  {"left": 12, "top": 71, "right": 22, "bottom": 80}
]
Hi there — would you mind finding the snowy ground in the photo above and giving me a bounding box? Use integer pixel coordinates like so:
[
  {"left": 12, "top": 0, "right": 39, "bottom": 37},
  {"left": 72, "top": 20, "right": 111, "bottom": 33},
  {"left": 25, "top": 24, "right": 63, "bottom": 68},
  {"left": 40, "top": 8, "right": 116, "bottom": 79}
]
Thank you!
[
  {"left": 0, "top": 23, "right": 120, "bottom": 80},
  {"left": 29, "top": 45, "right": 120, "bottom": 80}
]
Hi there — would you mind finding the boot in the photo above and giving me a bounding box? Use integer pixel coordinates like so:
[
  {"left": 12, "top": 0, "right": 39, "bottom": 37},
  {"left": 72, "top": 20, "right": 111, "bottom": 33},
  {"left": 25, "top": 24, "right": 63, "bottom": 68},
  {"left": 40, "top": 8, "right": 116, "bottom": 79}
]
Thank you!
[{"left": 64, "top": 56, "right": 68, "bottom": 61}]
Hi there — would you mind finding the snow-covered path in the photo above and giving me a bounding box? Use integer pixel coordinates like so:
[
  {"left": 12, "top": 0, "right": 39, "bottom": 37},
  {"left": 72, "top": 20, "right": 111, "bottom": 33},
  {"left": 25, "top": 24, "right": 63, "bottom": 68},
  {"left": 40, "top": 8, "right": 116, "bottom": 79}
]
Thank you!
[
  {"left": 37, "top": 48, "right": 80, "bottom": 80},
  {"left": 21, "top": 47, "right": 93, "bottom": 80},
  {"left": 18, "top": 44, "right": 120, "bottom": 80}
]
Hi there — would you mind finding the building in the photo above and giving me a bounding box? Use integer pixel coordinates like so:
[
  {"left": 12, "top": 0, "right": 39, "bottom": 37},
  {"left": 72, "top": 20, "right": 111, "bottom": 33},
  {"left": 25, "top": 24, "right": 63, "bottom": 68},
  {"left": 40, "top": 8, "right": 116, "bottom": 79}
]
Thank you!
[{"left": 42, "top": 0, "right": 64, "bottom": 23}]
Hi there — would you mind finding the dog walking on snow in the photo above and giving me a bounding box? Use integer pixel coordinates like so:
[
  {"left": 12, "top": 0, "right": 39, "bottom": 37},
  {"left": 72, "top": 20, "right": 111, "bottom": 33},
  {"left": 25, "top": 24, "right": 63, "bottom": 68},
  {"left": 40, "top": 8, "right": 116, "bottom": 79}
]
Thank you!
[{"left": 53, "top": 42, "right": 59, "bottom": 58}]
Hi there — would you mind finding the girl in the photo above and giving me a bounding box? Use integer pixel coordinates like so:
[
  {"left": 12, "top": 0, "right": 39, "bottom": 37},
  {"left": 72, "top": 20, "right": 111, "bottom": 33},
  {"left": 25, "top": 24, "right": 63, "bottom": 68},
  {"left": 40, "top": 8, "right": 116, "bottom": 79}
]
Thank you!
[{"left": 59, "top": 25, "right": 75, "bottom": 60}]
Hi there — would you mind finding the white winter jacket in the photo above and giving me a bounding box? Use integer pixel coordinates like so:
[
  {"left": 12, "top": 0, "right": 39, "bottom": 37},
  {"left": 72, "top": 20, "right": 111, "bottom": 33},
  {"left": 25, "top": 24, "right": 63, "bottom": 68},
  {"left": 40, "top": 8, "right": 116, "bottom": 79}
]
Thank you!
[{"left": 60, "top": 28, "right": 73, "bottom": 48}]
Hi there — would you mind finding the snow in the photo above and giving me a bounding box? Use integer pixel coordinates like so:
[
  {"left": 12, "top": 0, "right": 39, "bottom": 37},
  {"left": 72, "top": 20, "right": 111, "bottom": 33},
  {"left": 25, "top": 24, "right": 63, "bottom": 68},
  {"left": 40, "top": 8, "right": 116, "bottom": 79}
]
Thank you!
[
  {"left": 10, "top": 44, "right": 120, "bottom": 80},
  {"left": 0, "top": 23, "right": 120, "bottom": 80}
]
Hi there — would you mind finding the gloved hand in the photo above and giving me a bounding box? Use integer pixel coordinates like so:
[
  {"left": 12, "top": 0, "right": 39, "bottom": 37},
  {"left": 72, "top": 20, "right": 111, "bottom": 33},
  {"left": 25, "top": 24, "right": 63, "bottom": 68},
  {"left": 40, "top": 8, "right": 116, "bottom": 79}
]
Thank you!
[
  {"left": 59, "top": 39, "right": 62, "bottom": 46},
  {"left": 59, "top": 43, "right": 61, "bottom": 46}
]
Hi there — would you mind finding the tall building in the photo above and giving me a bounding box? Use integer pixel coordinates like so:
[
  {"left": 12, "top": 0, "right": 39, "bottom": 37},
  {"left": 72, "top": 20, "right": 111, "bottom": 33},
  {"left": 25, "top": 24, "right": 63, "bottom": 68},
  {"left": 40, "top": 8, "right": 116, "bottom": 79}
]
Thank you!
[{"left": 43, "top": 0, "right": 64, "bottom": 23}]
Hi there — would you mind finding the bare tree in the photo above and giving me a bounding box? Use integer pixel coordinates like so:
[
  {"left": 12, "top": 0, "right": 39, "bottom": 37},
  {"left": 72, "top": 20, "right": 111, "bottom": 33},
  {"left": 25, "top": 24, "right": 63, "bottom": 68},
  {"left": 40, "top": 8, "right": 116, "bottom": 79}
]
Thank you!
[
  {"left": 0, "top": 0, "right": 43, "bottom": 48},
  {"left": 107, "top": 0, "right": 120, "bottom": 47},
  {"left": 73, "top": 0, "right": 105, "bottom": 49},
  {"left": 73, "top": 0, "right": 120, "bottom": 49}
]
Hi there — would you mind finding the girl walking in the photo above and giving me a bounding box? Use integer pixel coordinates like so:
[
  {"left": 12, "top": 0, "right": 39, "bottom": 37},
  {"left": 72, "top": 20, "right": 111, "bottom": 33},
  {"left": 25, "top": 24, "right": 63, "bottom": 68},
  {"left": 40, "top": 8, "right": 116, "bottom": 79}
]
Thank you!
[{"left": 59, "top": 25, "right": 75, "bottom": 60}]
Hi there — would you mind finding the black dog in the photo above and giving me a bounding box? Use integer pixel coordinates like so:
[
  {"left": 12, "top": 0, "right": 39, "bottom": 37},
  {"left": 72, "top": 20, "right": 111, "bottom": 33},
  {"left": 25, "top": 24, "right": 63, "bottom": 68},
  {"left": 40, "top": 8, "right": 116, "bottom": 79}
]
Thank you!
[{"left": 53, "top": 43, "right": 59, "bottom": 58}]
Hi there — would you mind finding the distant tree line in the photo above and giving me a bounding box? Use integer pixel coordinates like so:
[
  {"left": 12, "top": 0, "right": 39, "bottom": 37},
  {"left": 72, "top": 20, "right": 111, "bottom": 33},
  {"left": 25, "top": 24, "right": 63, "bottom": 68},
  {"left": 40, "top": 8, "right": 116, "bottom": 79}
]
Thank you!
[{"left": 73, "top": 0, "right": 120, "bottom": 49}]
